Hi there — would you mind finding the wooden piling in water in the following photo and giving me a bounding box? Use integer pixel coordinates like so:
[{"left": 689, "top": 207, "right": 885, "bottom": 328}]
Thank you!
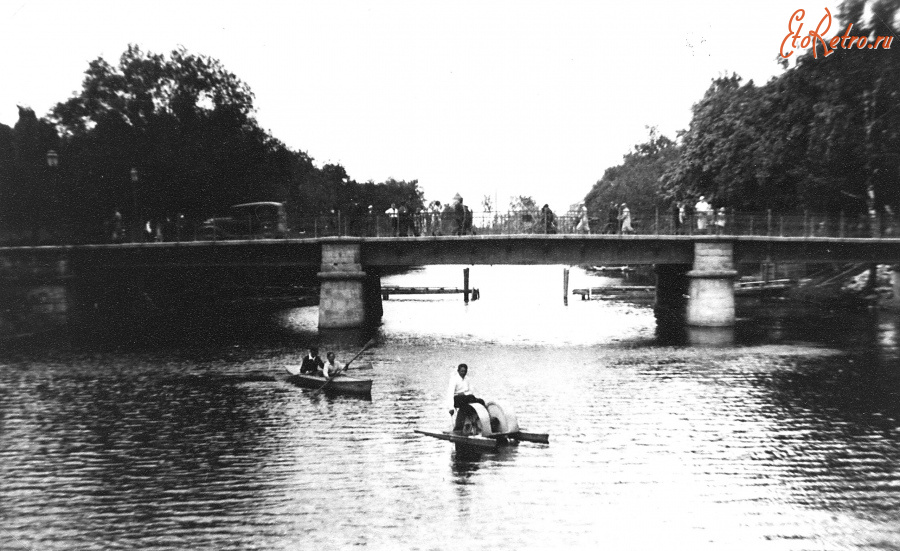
[
  {"left": 463, "top": 267, "right": 470, "bottom": 303},
  {"left": 563, "top": 268, "right": 569, "bottom": 306}
]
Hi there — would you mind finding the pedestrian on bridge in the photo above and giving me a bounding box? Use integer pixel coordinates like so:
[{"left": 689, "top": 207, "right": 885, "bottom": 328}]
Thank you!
[
  {"left": 575, "top": 203, "right": 590, "bottom": 234},
  {"left": 619, "top": 203, "right": 634, "bottom": 234},
  {"left": 385, "top": 204, "right": 399, "bottom": 236},
  {"left": 672, "top": 202, "right": 682, "bottom": 234},
  {"left": 695, "top": 196, "right": 711, "bottom": 234},
  {"left": 605, "top": 202, "right": 619, "bottom": 234},
  {"left": 452, "top": 194, "right": 465, "bottom": 235}
]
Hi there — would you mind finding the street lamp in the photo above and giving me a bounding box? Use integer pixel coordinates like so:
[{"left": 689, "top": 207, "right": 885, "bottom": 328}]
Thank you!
[
  {"left": 130, "top": 168, "right": 140, "bottom": 242},
  {"left": 34, "top": 150, "right": 60, "bottom": 244}
]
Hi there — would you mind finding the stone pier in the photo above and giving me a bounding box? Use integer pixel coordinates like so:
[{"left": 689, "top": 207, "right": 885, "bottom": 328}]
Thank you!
[
  {"left": 318, "top": 240, "right": 381, "bottom": 329},
  {"left": 686, "top": 241, "right": 738, "bottom": 327},
  {"left": 892, "top": 266, "right": 900, "bottom": 310},
  {"left": 654, "top": 264, "right": 690, "bottom": 313}
]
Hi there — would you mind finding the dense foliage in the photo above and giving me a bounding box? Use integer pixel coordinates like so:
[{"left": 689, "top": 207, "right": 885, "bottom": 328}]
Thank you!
[
  {"left": 585, "top": 0, "right": 899, "bottom": 225},
  {"left": 0, "top": 45, "right": 423, "bottom": 241},
  {"left": 661, "top": 0, "right": 900, "bottom": 216},
  {"left": 584, "top": 128, "right": 679, "bottom": 227}
]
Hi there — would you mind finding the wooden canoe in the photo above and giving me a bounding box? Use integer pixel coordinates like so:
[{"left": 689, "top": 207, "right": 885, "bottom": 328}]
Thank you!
[
  {"left": 286, "top": 373, "right": 373, "bottom": 395},
  {"left": 283, "top": 362, "right": 373, "bottom": 374}
]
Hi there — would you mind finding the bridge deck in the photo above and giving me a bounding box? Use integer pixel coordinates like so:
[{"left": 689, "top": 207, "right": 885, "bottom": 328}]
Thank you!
[{"left": 2, "top": 235, "right": 900, "bottom": 270}]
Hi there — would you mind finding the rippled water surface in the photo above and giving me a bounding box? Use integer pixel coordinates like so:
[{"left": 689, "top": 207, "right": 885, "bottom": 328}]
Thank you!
[{"left": 2, "top": 265, "right": 900, "bottom": 550}]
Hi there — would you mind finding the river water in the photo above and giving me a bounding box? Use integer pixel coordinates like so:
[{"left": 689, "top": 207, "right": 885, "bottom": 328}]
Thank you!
[{"left": 1, "top": 265, "right": 899, "bottom": 550}]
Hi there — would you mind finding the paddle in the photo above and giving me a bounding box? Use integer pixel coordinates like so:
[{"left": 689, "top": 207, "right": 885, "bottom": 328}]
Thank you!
[
  {"left": 284, "top": 362, "right": 372, "bottom": 376},
  {"left": 312, "top": 339, "right": 376, "bottom": 396}
]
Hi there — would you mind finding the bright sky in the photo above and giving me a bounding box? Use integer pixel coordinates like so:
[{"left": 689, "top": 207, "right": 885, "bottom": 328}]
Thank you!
[{"left": 1, "top": 1, "right": 841, "bottom": 213}]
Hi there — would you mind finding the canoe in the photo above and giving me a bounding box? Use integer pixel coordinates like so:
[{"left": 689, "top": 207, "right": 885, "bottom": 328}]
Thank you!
[
  {"left": 286, "top": 373, "right": 373, "bottom": 395},
  {"left": 416, "top": 401, "right": 549, "bottom": 451},
  {"left": 284, "top": 361, "right": 373, "bottom": 374}
]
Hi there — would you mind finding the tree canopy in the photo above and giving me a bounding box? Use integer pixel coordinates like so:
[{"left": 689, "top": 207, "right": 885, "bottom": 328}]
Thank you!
[
  {"left": 580, "top": 0, "right": 899, "bottom": 224},
  {"left": 584, "top": 127, "right": 679, "bottom": 223},
  {"left": 661, "top": 0, "right": 900, "bottom": 215},
  {"left": 0, "top": 45, "right": 425, "bottom": 242}
]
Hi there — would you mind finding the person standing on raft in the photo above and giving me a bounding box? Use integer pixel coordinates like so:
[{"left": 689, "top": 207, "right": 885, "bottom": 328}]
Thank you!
[{"left": 447, "top": 363, "right": 486, "bottom": 416}]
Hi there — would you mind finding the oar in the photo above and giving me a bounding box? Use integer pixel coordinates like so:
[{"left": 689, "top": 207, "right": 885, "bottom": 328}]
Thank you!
[
  {"left": 312, "top": 339, "right": 376, "bottom": 396},
  {"left": 285, "top": 362, "right": 372, "bottom": 375},
  {"left": 344, "top": 363, "right": 374, "bottom": 371}
]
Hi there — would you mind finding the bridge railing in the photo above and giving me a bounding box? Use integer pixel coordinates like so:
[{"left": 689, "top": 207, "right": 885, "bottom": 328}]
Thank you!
[
  {"left": 4, "top": 209, "right": 897, "bottom": 245},
  {"left": 291, "top": 210, "right": 895, "bottom": 239}
]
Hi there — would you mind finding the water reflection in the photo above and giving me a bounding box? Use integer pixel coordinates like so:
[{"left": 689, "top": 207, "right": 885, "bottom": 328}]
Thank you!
[
  {"left": 686, "top": 326, "right": 735, "bottom": 346},
  {"left": 1, "top": 265, "right": 899, "bottom": 549}
]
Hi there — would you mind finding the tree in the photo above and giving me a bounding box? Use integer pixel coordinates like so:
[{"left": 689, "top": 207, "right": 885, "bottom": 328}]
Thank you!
[
  {"left": 585, "top": 127, "right": 679, "bottom": 227},
  {"left": 49, "top": 45, "right": 280, "bottom": 236},
  {"left": 661, "top": 0, "right": 900, "bottom": 220},
  {"left": 509, "top": 195, "right": 538, "bottom": 213},
  {"left": 0, "top": 107, "right": 61, "bottom": 241},
  {"left": 2, "top": 44, "right": 424, "bottom": 241}
]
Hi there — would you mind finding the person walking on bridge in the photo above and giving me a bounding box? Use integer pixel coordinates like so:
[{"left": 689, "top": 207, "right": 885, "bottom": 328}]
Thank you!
[
  {"left": 605, "top": 202, "right": 619, "bottom": 234},
  {"left": 695, "top": 196, "right": 711, "bottom": 234},
  {"left": 575, "top": 203, "right": 590, "bottom": 234},
  {"left": 385, "top": 203, "right": 399, "bottom": 236},
  {"left": 619, "top": 203, "right": 634, "bottom": 234}
]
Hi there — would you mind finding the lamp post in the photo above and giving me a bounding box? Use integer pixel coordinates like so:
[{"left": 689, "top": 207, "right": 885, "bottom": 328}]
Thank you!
[
  {"left": 130, "top": 168, "right": 140, "bottom": 242},
  {"left": 36, "top": 150, "right": 60, "bottom": 244},
  {"left": 47, "top": 150, "right": 58, "bottom": 243}
]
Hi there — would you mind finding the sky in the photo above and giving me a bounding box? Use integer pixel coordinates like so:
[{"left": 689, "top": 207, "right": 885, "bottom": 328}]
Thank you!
[{"left": 0, "top": 0, "right": 842, "bottom": 213}]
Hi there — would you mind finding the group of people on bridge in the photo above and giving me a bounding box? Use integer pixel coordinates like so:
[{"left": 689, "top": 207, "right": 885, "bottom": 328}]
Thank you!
[
  {"left": 672, "top": 196, "right": 727, "bottom": 235},
  {"left": 385, "top": 193, "right": 475, "bottom": 237}
]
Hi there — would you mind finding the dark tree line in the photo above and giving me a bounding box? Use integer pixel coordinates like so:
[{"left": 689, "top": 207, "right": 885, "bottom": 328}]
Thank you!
[
  {"left": 584, "top": 127, "right": 679, "bottom": 227},
  {"left": 586, "top": 0, "right": 900, "bottom": 227},
  {"left": 0, "top": 45, "right": 422, "bottom": 242}
]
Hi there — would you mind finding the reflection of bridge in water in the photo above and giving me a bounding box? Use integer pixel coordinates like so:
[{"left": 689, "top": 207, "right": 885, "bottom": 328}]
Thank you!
[{"left": 1, "top": 234, "right": 899, "bottom": 336}]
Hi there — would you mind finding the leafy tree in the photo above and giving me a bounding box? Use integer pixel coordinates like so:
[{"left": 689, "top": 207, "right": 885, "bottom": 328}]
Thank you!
[
  {"left": 661, "top": 0, "right": 900, "bottom": 223},
  {"left": 0, "top": 107, "right": 61, "bottom": 241},
  {"left": 2, "top": 45, "right": 423, "bottom": 240},
  {"left": 509, "top": 195, "right": 538, "bottom": 213},
  {"left": 585, "top": 128, "right": 679, "bottom": 226},
  {"left": 49, "top": 45, "right": 282, "bottom": 236}
]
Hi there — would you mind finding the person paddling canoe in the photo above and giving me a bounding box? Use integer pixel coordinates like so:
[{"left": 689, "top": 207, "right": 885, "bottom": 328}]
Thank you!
[
  {"left": 322, "top": 351, "right": 345, "bottom": 378},
  {"left": 299, "top": 347, "right": 324, "bottom": 375},
  {"left": 447, "top": 363, "right": 486, "bottom": 416}
]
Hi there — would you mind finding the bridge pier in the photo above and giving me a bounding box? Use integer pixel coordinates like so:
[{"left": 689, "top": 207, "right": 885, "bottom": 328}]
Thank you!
[
  {"left": 654, "top": 263, "right": 691, "bottom": 343},
  {"left": 654, "top": 264, "right": 690, "bottom": 312},
  {"left": 892, "top": 267, "right": 900, "bottom": 309},
  {"left": 318, "top": 240, "right": 381, "bottom": 329},
  {"left": 686, "top": 241, "right": 738, "bottom": 327}
]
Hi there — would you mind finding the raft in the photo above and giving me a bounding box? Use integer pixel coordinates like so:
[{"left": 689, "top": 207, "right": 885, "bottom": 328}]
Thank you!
[{"left": 415, "top": 400, "right": 549, "bottom": 451}]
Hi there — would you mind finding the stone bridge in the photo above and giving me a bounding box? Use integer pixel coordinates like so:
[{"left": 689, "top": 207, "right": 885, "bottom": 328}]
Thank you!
[{"left": 2, "top": 235, "right": 899, "bottom": 332}]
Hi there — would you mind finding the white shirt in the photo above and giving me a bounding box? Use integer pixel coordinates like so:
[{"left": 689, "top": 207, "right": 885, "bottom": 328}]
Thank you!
[
  {"left": 447, "top": 371, "right": 474, "bottom": 410},
  {"left": 695, "top": 200, "right": 711, "bottom": 215},
  {"left": 323, "top": 360, "right": 343, "bottom": 378}
]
